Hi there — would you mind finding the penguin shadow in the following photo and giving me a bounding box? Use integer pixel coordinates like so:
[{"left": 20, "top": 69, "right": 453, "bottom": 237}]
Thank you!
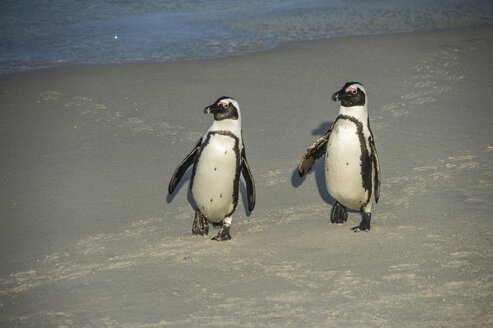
[
  {"left": 312, "top": 121, "right": 333, "bottom": 136},
  {"left": 240, "top": 181, "right": 254, "bottom": 217},
  {"left": 291, "top": 120, "right": 334, "bottom": 206},
  {"left": 165, "top": 171, "right": 200, "bottom": 212}
]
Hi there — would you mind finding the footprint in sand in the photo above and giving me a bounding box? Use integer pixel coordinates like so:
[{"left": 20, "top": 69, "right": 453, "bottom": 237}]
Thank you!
[
  {"left": 259, "top": 168, "right": 289, "bottom": 186},
  {"left": 379, "top": 47, "right": 469, "bottom": 119}
]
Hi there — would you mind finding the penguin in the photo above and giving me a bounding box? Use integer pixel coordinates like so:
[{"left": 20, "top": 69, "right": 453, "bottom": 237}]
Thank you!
[
  {"left": 298, "top": 82, "right": 380, "bottom": 231},
  {"left": 168, "top": 97, "right": 255, "bottom": 241}
]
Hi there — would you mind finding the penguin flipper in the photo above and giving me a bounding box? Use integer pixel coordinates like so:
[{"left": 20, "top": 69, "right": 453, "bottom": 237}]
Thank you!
[
  {"left": 168, "top": 139, "right": 202, "bottom": 194},
  {"left": 298, "top": 128, "right": 331, "bottom": 177},
  {"left": 241, "top": 149, "right": 256, "bottom": 212},
  {"left": 370, "top": 137, "right": 381, "bottom": 203}
]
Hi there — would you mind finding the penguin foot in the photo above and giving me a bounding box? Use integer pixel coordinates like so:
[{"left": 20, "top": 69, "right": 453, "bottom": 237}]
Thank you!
[
  {"left": 211, "top": 223, "right": 231, "bottom": 241},
  {"left": 351, "top": 212, "right": 371, "bottom": 232},
  {"left": 331, "top": 202, "right": 348, "bottom": 224},
  {"left": 192, "top": 209, "right": 209, "bottom": 235}
]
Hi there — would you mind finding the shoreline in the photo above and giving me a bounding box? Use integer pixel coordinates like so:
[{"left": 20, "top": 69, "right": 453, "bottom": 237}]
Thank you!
[{"left": 2, "top": 23, "right": 493, "bottom": 77}]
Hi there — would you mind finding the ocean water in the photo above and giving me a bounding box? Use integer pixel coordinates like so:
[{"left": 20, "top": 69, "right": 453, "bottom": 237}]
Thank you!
[{"left": 1, "top": 0, "right": 493, "bottom": 75}]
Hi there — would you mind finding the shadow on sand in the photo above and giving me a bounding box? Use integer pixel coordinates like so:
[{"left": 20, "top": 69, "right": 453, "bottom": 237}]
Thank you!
[{"left": 291, "top": 120, "right": 334, "bottom": 206}]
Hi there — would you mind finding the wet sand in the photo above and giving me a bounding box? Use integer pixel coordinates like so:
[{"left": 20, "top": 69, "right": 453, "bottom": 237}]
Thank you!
[{"left": 1, "top": 25, "right": 492, "bottom": 327}]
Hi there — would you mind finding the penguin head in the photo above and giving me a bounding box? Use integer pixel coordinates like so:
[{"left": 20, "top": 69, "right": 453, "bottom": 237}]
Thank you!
[
  {"left": 203, "top": 96, "right": 240, "bottom": 121},
  {"left": 331, "top": 82, "right": 366, "bottom": 107}
]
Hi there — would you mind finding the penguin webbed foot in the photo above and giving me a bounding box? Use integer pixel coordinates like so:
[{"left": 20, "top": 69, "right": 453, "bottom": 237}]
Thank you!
[
  {"left": 192, "top": 209, "right": 209, "bottom": 235},
  {"left": 331, "top": 202, "right": 348, "bottom": 224},
  {"left": 351, "top": 212, "right": 371, "bottom": 232},
  {"left": 212, "top": 223, "right": 231, "bottom": 241}
]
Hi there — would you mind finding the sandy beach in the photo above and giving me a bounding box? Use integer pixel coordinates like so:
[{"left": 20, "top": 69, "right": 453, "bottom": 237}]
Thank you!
[{"left": 1, "top": 25, "right": 492, "bottom": 327}]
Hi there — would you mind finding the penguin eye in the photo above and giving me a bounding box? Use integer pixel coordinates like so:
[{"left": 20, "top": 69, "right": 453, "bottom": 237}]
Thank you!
[
  {"left": 345, "top": 86, "right": 358, "bottom": 95},
  {"left": 218, "top": 101, "right": 229, "bottom": 108}
]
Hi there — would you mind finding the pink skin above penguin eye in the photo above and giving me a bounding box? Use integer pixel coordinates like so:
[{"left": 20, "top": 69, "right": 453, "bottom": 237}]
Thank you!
[
  {"left": 219, "top": 101, "right": 229, "bottom": 108},
  {"left": 345, "top": 86, "right": 358, "bottom": 94}
]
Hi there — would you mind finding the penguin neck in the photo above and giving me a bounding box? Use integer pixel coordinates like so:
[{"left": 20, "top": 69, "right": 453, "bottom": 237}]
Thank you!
[
  {"left": 209, "top": 118, "right": 242, "bottom": 136},
  {"left": 338, "top": 105, "right": 368, "bottom": 124}
]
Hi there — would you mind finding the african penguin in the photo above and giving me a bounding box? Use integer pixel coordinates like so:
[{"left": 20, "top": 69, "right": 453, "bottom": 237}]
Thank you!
[
  {"left": 298, "top": 82, "right": 380, "bottom": 231},
  {"left": 168, "top": 97, "right": 256, "bottom": 241}
]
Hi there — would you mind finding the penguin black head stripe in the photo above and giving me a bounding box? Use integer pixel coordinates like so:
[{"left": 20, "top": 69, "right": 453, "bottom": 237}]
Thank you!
[
  {"left": 331, "top": 82, "right": 366, "bottom": 107},
  {"left": 203, "top": 96, "right": 239, "bottom": 121}
]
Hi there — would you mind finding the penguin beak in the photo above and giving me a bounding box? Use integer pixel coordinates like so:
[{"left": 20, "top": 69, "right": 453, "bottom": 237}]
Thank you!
[
  {"left": 204, "top": 100, "right": 229, "bottom": 114},
  {"left": 331, "top": 89, "right": 349, "bottom": 102},
  {"left": 203, "top": 104, "right": 219, "bottom": 114}
]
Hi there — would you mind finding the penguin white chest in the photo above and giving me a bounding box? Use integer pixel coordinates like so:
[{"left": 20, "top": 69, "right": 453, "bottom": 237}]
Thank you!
[
  {"left": 325, "top": 119, "right": 368, "bottom": 209},
  {"left": 191, "top": 133, "right": 240, "bottom": 222}
]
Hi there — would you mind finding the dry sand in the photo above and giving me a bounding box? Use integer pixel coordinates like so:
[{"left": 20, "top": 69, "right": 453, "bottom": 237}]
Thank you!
[{"left": 0, "top": 25, "right": 492, "bottom": 327}]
